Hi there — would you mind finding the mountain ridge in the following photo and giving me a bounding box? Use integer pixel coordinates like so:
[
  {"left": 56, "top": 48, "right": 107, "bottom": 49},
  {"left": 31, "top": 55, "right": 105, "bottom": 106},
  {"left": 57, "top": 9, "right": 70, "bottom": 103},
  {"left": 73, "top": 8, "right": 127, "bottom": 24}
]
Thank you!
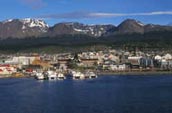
[{"left": 0, "top": 18, "right": 172, "bottom": 40}]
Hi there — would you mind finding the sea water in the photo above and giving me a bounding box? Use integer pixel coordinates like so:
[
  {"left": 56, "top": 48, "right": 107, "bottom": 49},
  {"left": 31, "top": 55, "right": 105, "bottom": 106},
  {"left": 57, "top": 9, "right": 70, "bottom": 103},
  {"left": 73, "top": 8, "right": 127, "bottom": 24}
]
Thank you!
[{"left": 0, "top": 75, "right": 172, "bottom": 113}]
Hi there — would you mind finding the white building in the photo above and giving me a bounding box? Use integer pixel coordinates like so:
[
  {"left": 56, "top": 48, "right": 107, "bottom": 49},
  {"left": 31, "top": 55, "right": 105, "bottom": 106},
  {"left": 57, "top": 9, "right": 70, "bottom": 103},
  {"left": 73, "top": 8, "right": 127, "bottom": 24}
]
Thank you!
[
  {"left": 5, "top": 56, "right": 38, "bottom": 66},
  {"left": 110, "top": 64, "right": 126, "bottom": 71},
  {"left": 154, "top": 55, "right": 162, "bottom": 61},
  {"left": 0, "top": 65, "right": 16, "bottom": 75},
  {"left": 162, "top": 54, "right": 172, "bottom": 60}
]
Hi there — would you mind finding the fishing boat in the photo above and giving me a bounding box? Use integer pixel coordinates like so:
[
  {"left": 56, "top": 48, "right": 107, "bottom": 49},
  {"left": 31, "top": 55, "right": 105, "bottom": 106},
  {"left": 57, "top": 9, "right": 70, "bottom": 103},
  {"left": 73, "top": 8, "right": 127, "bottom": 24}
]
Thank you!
[
  {"left": 89, "top": 71, "right": 97, "bottom": 78},
  {"left": 47, "top": 71, "right": 58, "bottom": 80},
  {"left": 72, "top": 71, "right": 85, "bottom": 80},
  {"left": 78, "top": 72, "right": 85, "bottom": 79},
  {"left": 85, "top": 71, "right": 97, "bottom": 79},
  {"left": 71, "top": 71, "right": 79, "bottom": 79},
  {"left": 84, "top": 71, "right": 90, "bottom": 79},
  {"left": 57, "top": 72, "right": 66, "bottom": 80},
  {"left": 35, "top": 72, "right": 45, "bottom": 80}
]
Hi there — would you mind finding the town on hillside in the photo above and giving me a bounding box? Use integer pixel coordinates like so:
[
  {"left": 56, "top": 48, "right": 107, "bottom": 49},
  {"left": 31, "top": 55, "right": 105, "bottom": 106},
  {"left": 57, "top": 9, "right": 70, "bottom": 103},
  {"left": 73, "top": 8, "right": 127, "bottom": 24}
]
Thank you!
[{"left": 0, "top": 49, "right": 172, "bottom": 78}]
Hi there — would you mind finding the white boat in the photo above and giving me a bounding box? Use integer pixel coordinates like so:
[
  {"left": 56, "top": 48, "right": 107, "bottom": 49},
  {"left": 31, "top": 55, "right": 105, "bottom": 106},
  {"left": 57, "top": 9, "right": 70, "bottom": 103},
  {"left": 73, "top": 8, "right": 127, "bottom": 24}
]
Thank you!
[
  {"left": 72, "top": 71, "right": 79, "bottom": 79},
  {"left": 84, "top": 72, "right": 90, "bottom": 79},
  {"left": 78, "top": 72, "right": 85, "bottom": 80},
  {"left": 89, "top": 72, "right": 97, "bottom": 78},
  {"left": 85, "top": 71, "right": 97, "bottom": 79},
  {"left": 47, "top": 71, "right": 58, "bottom": 80},
  {"left": 35, "top": 72, "right": 45, "bottom": 80},
  {"left": 57, "top": 72, "right": 66, "bottom": 80},
  {"left": 72, "top": 71, "right": 85, "bottom": 80},
  {"left": 31, "top": 71, "right": 37, "bottom": 77}
]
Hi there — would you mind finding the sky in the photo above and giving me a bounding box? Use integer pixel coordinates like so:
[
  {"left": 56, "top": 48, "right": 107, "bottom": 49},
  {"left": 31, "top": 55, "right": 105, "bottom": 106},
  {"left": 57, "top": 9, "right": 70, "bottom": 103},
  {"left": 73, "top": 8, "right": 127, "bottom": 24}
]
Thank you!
[{"left": 0, "top": 0, "right": 172, "bottom": 26}]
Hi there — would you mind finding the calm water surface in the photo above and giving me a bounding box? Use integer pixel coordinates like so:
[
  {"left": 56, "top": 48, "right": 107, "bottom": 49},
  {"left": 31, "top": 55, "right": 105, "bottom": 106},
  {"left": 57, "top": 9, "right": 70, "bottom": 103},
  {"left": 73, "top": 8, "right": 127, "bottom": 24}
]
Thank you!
[{"left": 0, "top": 75, "right": 172, "bottom": 113}]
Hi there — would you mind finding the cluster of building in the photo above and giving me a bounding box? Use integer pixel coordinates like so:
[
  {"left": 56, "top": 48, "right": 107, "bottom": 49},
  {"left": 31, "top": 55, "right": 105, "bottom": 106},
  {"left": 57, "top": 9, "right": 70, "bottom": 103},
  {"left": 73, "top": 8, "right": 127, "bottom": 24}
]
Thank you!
[{"left": 0, "top": 49, "right": 172, "bottom": 76}]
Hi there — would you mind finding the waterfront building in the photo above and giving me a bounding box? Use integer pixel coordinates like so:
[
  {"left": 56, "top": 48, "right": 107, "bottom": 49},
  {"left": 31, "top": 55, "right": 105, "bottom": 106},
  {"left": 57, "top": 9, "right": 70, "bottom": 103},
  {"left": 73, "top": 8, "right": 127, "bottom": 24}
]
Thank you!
[
  {"left": 128, "top": 56, "right": 142, "bottom": 69},
  {"left": 57, "top": 59, "right": 71, "bottom": 70},
  {"left": 5, "top": 56, "right": 39, "bottom": 66},
  {"left": 79, "top": 58, "right": 98, "bottom": 67},
  {"left": 109, "top": 64, "right": 127, "bottom": 71},
  {"left": 162, "top": 54, "right": 172, "bottom": 60},
  {"left": 0, "top": 64, "right": 16, "bottom": 75},
  {"left": 140, "top": 57, "right": 154, "bottom": 68}
]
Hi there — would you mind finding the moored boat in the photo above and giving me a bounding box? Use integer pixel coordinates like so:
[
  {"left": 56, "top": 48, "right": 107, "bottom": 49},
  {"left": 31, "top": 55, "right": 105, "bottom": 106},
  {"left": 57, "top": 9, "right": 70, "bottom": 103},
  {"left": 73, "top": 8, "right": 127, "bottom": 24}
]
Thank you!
[
  {"left": 47, "top": 71, "right": 58, "bottom": 80},
  {"left": 85, "top": 71, "right": 97, "bottom": 79},
  {"left": 71, "top": 71, "right": 85, "bottom": 80},
  {"left": 35, "top": 72, "right": 45, "bottom": 80},
  {"left": 57, "top": 72, "right": 66, "bottom": 80},
  {"left": 89, "top": 71, "right": 97, "bottom": 78}
]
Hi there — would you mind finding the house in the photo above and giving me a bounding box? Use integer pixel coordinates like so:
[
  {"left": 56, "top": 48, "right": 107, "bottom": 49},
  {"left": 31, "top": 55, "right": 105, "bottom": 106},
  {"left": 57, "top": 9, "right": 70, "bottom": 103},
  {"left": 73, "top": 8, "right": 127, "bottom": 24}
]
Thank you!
[
  {"left": 154, "top": 55, "right": 162, "bottom": 61},
  {"left": 160, "top": 59, "right": 172, "bottom": 70},
  {"left": 80, "top": 58, "right": 98, "bottom": 67},
  {"left": 0, "top": 64, "right": 16, "bottom": 75},
  {"left": 103, "top": 60, "right": 116, "bottom": 70},
  {"left": 5, "top": 56, "right": 39, "bottom": 66},
  {"left": 162, "top": 54, "right": 172, "bottom": 60},
  {"left": 140, "top": 57, "right": 154, "bottom": 68},
  {"left": 154, "top": 55, "right": 162, "bottom": 68},
  {"left": 31, "top": 57, "right": 51, "bottom": 70},
  {"left": 161, "top": 59, "right": 169, "bottom": 70},
  {"left": 118, "top": 64, "right": 127, "bottom": 71},
  {"left": 128, "top": 56, "right": 142, "bottom": 68},
  {"left": 109, "top": 64, "right": 127, "bottom": 71},
  {"left": 57, "top": 59, "right": 71, "bottom": 70}
]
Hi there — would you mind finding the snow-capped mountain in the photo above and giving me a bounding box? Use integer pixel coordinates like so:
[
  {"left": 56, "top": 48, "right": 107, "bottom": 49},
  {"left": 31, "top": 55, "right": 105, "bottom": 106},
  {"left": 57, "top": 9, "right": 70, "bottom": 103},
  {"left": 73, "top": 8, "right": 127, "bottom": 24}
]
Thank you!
[
  {"left": 20, "top": 18, "right": 49, "bottom": 32},
  {"left": 4, "top": 18, "right": 49, "bottom": 28},
  {"left": 0, "top": 18, "right": 171, "bottom": 39},
  {"left": 48, "top": 22, "right": 114, "bottom": 37},
  {"left": 0, "top": 18, "right": 49, "bottom": 39},
  {"left": 73, "top": 23, "right": 114, "bottom": 37}
]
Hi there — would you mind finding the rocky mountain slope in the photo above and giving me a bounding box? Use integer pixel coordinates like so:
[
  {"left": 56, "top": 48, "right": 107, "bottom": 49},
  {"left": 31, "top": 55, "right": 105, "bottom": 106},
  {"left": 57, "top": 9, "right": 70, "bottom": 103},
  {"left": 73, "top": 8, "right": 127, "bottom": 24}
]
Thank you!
[
  {"left": 47, "top": 22, "right": 114, "bottom": 37},
  {"left": 0, "top": 18, "right": 172, "bottom": 39},
  {"left": 0, "top": 18, "right": 48, "bottom": 39},
  {"left": 107, "top": 19, "right": 172, "bottom": 35}
]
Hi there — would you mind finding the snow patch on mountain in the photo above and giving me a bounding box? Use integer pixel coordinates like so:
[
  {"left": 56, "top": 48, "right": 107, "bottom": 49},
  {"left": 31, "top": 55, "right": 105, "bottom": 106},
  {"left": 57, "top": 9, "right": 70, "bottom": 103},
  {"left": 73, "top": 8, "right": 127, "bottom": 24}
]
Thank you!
[
  {"left": 2, "top": 18, "right": 49, "bottom": 32},
  {"left": 20, "top": 18, "right": 49, "bottom": 32},
  {"left": 69, "top": 23, "right": 112, "bottom": 37},
  {"left": 135, "top": 20, "right": 145, "bottom": 26},
  {"left": 3, "top": 19, "right": 13, "bottom": 23},
  {"left": 74, "top": 28, "right": 88, "bottom": 33},
  {"left": 21, "top": 18, "right": 49, "bottom": 28}
]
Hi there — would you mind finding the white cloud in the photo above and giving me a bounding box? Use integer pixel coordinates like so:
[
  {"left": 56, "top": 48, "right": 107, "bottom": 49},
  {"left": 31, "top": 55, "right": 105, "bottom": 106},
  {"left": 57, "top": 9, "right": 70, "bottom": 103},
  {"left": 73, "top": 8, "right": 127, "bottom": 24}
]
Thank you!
[
  {"left": 38, "top": 11, "right": 172, "bottom": 19},
  {"left": 90, "top": 11, "right": 172, "bottom": 17}
]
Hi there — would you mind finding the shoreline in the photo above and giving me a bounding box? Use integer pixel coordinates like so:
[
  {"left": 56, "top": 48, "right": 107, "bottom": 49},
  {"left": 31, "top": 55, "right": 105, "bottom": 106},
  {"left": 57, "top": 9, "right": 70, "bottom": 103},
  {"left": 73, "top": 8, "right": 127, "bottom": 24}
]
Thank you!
[
  {"left": 98, "top": 71, "right": 172, "bottom": 76},
  {"left": 1, "top": 71, "right": 172, "bottom": 79}
]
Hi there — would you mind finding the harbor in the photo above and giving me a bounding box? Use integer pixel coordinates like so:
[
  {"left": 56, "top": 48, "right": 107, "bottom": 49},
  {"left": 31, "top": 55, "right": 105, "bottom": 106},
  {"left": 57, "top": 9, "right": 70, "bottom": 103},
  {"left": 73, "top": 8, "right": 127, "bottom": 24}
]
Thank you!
[
  {"left": 1, "top": 49, "right": 172, "bottom": 79},
  {"left": 34, "top": 70, "right": 97, "bottom": 80}
]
